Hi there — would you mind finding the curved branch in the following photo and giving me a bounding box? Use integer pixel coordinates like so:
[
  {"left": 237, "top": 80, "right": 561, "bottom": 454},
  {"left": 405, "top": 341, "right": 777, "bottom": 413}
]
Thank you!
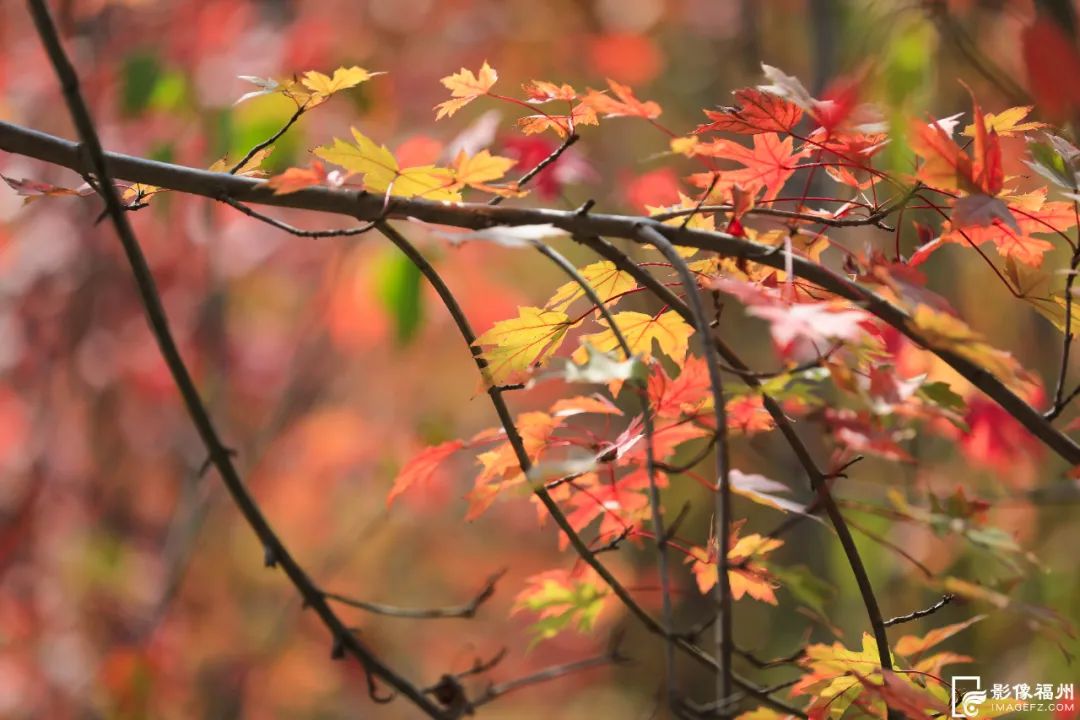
[
  {"left": 324, "top": 570, "right": 504, "bottom": 619},
  {"left": 636, "top": 225, "right": 734, "bottom": 705}
]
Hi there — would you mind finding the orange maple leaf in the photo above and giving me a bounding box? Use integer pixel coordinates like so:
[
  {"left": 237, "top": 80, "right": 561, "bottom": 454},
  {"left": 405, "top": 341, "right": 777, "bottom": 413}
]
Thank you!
[
  {"left": 387, "top": 439, "right": 465, "bottom": 506},
  {"left": 266, "top": 161, "right": 330, "bottom": 195},
  {"left": 695, "top": 87, "right": 803, "bottom": 135},
  {"left": 583, "top": 78, "right": 662, "bottom": 120},
  {"left": 435, "top": 61, "right": 498, "bottom": 120},
  {"left": 688, "top": 132, "right": 808, "bottom": 201}
]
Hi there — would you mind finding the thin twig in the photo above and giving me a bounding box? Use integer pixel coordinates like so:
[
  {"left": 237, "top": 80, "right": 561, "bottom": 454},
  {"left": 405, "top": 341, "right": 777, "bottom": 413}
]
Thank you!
[
  {"left": 1047, "top": 243, "right": 1080, "bottom": 420},
  {"left": 324, "top": 570, "right": 504, "bottom": 619},
  {"left": 469, "top": 642, "right": 628, "bottom": 710},
  {"left": 490, "top": 132, "right": 580, "bottom": 207},
  {"left": 24, "top": 2, "right": 446, "bottom": 715},
  {"left": 734, "top": 646, "right": 806, "bottom": 669},
  {"left": 219, "top": 195, "right": 378, "bottom": 237},
  {"left": 228, "top": 103, "right": 307, "bottom": 175},
  {"left": 883, "top": 594, "right": 954, "bottom": 627}
]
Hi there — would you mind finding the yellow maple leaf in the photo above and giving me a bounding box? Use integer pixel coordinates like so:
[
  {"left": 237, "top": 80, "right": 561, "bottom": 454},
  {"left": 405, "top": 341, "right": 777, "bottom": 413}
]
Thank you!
[
  {"left": 516, "top": 103, "right": 598, "bottom": 138},
  {"left": 314, "top": 128, "right": 460, "bottom": 201},
  {"left": 962, "top": 105, "right": 1045, "bottom": 138},
  {"left": 300, "top": 66, "right": 382, "bottom": 99},
  {"left": 687, "top": 527, "right": 784, "bottom": 603},
  {"left": 573, "top": 311, "right": 693, "bottom": 364},
  {"left": 908, "top": 305, "right": 1026, "bottom": 386},
  {"left": 450, "top": 149, "right": 523, "bottom": 196},
  {"left": 207, "top": 146, "right": 274, "bottom": 176},
  {"left": 645, "top": 193, "right": 712, "bottom": 256},
  {"left": 670, "top": 136, "right": 700, "bottom": 156},
  {"left": 544, "top": 261, "right": 637, "bottom": 313},
  {"left": 473, "top": 307, "right": 572, "bottom": 386},
  {"left": 435, "top": 62, "right": 498, "bottom": 120},
  {"left": 894, "top": 616, "right": 985, "bottom": 657}
]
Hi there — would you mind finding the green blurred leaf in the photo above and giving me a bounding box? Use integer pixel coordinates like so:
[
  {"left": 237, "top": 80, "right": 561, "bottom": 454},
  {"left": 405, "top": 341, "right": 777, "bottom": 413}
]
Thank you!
[
  {"left": 376, "top": 248, "right": 424, "bottom": 346},
  {"left": 917, "top": 381, "right": 967, "bottom": 414},
  {"left": 121, "top": 52, "right": 162, "bottom": 116},
  {"left": 770, "top": 563, "right": 835, "bottom": 626},
  {"left": 1028, "top": 140, "right": 1076, "bottom": 190}
]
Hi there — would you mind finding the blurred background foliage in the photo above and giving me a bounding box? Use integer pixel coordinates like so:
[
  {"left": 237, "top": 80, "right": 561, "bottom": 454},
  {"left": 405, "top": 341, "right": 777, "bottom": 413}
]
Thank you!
[{"left": 0, "top": 0, "right": 1078, "bottom": 718}]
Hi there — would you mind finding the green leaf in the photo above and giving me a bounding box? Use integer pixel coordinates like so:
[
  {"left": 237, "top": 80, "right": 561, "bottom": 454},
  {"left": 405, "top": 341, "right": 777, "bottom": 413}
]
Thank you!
[
  {"left": 121, "top": 53, "right": 162, "bottom": 116},
  {"left": 917, "top": 381, "right": 967, "bottom": 414},
  {"left": 376, "top": 248, "right": 424, "bottom": 346},
  {"left": 1027, "top": 140, "right": 1076, "bottom": 190},
  {"left": 770, "top": 564, "right": 835, "bottom": 626}
]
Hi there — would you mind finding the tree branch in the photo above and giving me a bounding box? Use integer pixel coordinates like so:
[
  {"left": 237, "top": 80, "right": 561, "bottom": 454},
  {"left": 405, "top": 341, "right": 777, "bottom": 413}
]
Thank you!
[
  {"left": 883, "top": 594, "right": 954, "bottom": 627},
  {"left": 324, "top": 570, "right": 505, "bottom": 619}
]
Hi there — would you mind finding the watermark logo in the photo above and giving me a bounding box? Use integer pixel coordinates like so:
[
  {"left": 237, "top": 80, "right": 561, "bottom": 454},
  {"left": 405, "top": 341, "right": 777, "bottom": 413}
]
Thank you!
[
  {"left": 950, "top": 675, "right": 1076, "bottom": 718},
  {"left": 951, "top": 676, "right": 987, "bottom": 718}
]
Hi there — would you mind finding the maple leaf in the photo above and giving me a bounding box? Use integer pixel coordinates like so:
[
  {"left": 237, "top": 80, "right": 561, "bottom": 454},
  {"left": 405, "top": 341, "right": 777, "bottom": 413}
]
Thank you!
[
  {"left": 516, "top": 102, "right": 598, "bottom": 138},
  {"left": 911, "top": 93, "right": 1006, "bottom": 202},
  {"left": 549, "top": 395, "right": 622, "bottom": 417},
  {"left": 266, "top": 162, "right": 331, "bottom": 195},
  {"left": 1, "top": 174, "right": 94, "bottom": 204},
  {"left": 544, "top": 261, "right": 637, "bottom": 313},
  {"left": 826, "top": 409, "right": 914, "bottom": 462},
  {"left": 713, "top": 279, "right": 869, "bottom": 358},
  {"left": 735, "top": 709, "right": 796, "bottom": 720},
  {"left": 909, "top": 117, "right": 976, "bottom": 193},
  {"left": 435, "top": 62, "right": 498, "bottom": 120},
  {"left": 731, "top": 469, "right": 810, "bottom": 514},
  {"left": 235, "top": 66, "right": 380, "bottom": 107},
  {"left": 695, "top": 87, "right": 803, "bottom": 135},
  {"left": 234, "top": 75, "right": 282, "bottom": 105},
  {"left": 564, "top": 479, "right": 648, "bottom": 542},
  {"left": 811, "top": 130, "right": 888, "bottom": 189},
  {"left": 908, "top": 304, "right": 1027, "bottom": 387},
  {"left": 851, "top": 670, "right": 950, "bottom": 719},
  {"left": 300, "top": 66, "right": 382, "bottom": 99},
  {"left": 513, "top": 569, "right": 609, "bottom": 645},
  {"left": 962, "top": 105, "right": 1045, "bottom": 138},
  {"left": 583, "top": 78, "right": 662, "bottom": 119},
  {"left": 792, "top": 633, "right": 894, "bottom": 718},
  {"left": 314, "top": 127, "right": 460, "bottom": 201},
  {"left": 522, "top": 80, "right": 578, "bottom": 103},
  {"left": 473, "top": 307, "right": 573, "bottom": 386},
  {"left": 648, "top": 354, "right": 712, "bottom": 418},
  {"left": 449, "top": 149, "right": 522, "bottom": 196},
  {"left": 935, "top": 190, "right": 1074, "bottom": 267},
  {"left": 573, "top": 311, "right": 693, "bottom": 365},
  {"left": 387, "top": 439, "right": 465, "bottom": 506},
  {"left": 894, "top": 615, "right": 985, "bottom": 657},
  {"left": 207, "top": 146, "right": 274, "bottom": 177},
  {"left": 727, "top": 394, "right": 777, "bottom": 435},
  {"left": 687, "top": 132, "right": 808, "bottom": 201},
  {"left": 689, "top": 523, "right": 784, "bottom": 603}
]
